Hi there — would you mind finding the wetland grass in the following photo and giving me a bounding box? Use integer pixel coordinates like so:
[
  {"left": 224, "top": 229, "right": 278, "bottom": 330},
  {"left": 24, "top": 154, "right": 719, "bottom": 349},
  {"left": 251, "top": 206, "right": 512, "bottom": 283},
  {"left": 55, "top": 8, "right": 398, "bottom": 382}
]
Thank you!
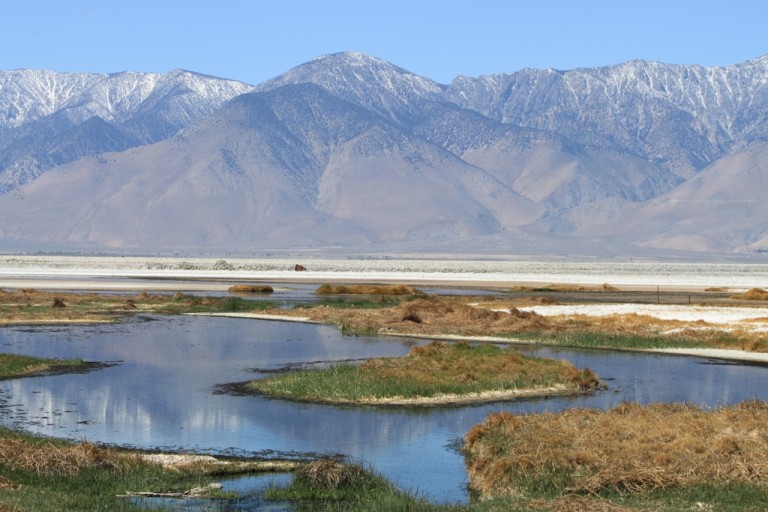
[
  {"left": 250, "top": 341, "right": 598, "bottom": 405},
  {"left": 506, "top": 329, "right": 711, "bottom": 351},
  {"left": 0, "top": 289, "right": 277, "bottom": 324},
  {"left": 0, "top": 427, "right": 300, "bottom": 512}
]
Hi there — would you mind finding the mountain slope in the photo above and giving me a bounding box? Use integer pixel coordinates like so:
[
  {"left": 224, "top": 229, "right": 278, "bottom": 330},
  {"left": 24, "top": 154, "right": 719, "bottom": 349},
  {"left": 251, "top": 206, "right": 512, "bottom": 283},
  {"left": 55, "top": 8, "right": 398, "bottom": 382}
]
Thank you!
[
  {"left": 0, "top": 84, "right": 537, "bottom": 250},
  {"left": 583, "top": 142, "right": 768, "bottom": 252}
]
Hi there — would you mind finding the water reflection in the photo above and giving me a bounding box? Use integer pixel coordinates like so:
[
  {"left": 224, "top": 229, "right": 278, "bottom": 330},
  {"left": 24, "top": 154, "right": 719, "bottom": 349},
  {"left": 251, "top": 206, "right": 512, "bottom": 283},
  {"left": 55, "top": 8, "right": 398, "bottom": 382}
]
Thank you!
[{"left": 1, "top": 316, "right": 768, "bottom": 504}]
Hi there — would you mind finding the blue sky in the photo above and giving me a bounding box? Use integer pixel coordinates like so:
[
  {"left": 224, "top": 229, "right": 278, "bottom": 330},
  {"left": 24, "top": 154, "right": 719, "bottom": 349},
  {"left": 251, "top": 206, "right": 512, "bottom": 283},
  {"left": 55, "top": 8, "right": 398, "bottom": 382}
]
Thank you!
[{"left": 4, "top": 0, "right": 767, "bottom": 85}]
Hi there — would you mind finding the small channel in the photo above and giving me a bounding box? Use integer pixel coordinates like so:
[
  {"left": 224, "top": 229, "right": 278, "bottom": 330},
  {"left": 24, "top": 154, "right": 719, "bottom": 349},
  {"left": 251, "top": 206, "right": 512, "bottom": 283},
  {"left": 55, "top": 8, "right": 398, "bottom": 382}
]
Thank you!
[{"left": 1, "top": 314, "right": 768, "bottom": 506}]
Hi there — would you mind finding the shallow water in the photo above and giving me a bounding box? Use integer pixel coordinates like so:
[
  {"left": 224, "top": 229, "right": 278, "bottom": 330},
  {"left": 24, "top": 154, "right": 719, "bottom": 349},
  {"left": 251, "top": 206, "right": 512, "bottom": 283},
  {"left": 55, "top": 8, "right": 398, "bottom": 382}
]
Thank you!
[{"left": 1, "top": 315, "right": 768, "bottom": 505}]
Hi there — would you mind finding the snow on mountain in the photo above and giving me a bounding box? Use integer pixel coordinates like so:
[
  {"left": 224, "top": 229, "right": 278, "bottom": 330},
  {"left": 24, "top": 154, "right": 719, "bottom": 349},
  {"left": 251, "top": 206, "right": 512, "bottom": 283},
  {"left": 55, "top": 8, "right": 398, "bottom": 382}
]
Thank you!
[
  {"left": 0, "top": 69, "right": 253, "bottom": 129},
  {"left": 0, "top": 69, "right": 254, "bottom": 192},
  {"left": 256, "top": 51, "right": 445, "bottom": 124},
  {"left": 443, "top": 56, "right": 768, "bottom": 178}
]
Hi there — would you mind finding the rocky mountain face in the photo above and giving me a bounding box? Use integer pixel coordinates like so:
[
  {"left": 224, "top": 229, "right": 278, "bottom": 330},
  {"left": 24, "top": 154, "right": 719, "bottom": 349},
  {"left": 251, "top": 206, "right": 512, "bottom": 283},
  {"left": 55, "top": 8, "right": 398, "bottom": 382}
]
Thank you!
[{"left": 0, "top": 52, "right": 766, "bottom": 256}]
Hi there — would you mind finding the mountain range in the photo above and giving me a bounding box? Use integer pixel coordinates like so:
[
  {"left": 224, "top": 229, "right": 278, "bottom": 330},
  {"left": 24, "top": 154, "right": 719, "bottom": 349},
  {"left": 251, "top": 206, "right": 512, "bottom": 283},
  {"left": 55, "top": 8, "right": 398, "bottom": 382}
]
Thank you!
[{"left": 0, "top": 52, "right": 766, "bottom": 257}]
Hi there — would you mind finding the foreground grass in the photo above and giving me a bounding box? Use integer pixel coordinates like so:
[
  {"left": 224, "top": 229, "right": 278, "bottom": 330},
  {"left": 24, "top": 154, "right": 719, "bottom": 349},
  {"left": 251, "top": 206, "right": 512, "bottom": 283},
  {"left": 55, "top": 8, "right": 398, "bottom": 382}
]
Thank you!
[
  {"left": 0, "top": 428, "right": 210, "bottom": 512},
  {"left": 250, "top": 341, "right": 598, "bottom": 405},
  {"left": 0, "top": 427, "right": 302, "bottom": 512},
  {"left": 266, "top": 451, "right": 768, "bottom": 512},
  {"left": 463, "top": 401, "right": 768, "bottom": 511},
  {"left": 0, "top": 354, "right": 84, "bottom": 379}
]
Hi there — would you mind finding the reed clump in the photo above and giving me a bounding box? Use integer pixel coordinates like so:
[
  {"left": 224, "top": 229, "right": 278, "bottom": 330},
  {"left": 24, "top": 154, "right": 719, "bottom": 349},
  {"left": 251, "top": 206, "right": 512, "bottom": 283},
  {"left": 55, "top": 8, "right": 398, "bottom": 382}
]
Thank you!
[
  {"left": 296, "top": 459, "right": 368, "bottom": 491},
  {"left": 464, "top": 401, "right": 768, "bottom": 500}
]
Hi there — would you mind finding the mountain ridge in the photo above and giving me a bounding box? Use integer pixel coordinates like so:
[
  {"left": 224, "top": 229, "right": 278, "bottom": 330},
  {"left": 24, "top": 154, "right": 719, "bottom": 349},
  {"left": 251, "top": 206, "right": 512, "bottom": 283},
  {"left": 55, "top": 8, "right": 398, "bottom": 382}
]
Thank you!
[{"left": 0, "top": 52, "right": 767, "bottom": 256}]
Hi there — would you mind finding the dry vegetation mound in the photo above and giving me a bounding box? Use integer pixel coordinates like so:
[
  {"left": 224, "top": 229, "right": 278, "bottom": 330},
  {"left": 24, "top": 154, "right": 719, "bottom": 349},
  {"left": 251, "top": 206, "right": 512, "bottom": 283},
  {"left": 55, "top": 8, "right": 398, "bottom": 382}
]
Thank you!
[
  {"left": 464, "top": 401, "right": 768, "bottom": 499},
  {"left": 315, "top": 283, "right": 422, "bottom": 296},
  {"left": 732, "top": 288, "right": 768, "bottom": 300},
  {"left": 228, "top": 284, "right": 274, "bottom": 294}
]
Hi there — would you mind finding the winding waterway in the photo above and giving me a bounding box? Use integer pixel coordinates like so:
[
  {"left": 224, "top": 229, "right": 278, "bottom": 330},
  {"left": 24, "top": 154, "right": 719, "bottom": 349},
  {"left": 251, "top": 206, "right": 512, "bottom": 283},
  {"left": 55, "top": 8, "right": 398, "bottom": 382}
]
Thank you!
[{"left": 1, "top": 314, "right": 768, "bottom": 505}]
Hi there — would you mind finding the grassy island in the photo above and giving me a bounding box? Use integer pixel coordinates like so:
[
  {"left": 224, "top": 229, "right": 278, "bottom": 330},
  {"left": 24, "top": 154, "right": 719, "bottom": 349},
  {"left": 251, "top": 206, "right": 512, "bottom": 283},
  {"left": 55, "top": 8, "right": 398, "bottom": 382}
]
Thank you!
[
  {"left": 0, "top": 354, "right": 84, "bottom": 380},
  {"left": 250, "top": 341, "right": 599, "bottom": 405}
]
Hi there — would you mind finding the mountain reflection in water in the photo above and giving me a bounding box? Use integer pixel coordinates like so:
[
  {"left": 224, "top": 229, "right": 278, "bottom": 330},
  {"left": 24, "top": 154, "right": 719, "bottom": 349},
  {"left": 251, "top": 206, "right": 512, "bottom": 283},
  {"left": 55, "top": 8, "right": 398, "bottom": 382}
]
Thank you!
[{"left": 1, "top": 315, "right": 768, "bottom": 504}]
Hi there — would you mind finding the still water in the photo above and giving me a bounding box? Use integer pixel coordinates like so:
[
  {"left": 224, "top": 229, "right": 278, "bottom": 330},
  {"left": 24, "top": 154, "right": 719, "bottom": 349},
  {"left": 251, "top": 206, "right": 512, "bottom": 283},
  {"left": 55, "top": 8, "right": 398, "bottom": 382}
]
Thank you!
[{"left": 1, "top": 315, "right": 768, "bottom": 505}]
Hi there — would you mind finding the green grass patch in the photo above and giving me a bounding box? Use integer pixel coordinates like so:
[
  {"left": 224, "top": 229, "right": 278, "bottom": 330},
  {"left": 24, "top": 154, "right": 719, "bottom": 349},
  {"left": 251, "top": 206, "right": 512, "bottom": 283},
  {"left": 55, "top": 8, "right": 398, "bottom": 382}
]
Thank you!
[
  {"left": 156, "top": 294, "right": 278, "bottom": 315},
  {"left": 0, "top": 354, "right": 84, "bottom": 379},
  {"left": 250, "top": 342, "right": 597, "bottom": 404},
  {"left": 507, "top": 329, "right": 710, "bottom": 350}
]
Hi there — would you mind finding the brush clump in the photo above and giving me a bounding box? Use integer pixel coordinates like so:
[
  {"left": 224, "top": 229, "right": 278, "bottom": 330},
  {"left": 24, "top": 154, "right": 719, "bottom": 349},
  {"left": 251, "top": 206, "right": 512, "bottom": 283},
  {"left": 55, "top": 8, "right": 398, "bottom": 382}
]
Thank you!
[{"left": 296, "top": 459, "right": 367, "bottom": 490}]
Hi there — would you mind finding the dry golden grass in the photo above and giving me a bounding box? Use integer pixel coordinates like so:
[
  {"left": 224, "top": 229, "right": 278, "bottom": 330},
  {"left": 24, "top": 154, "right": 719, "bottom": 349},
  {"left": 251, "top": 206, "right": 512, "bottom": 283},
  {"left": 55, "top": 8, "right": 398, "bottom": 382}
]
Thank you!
[
  {"left": 525, "top": 496, "right": 637, "bottom": 512},
  {"left": 0, "top": 439, "right": 141, "bottom": 477},
  {"left": 301, "top": 297, "right": 552, "bottom": 337},
  {"left": 357, "top": 341, "right": 599, "bottom": 396},
  {"left": 464, "top": 401, "right": 768, "bottom": 500},
  {"left": 732, "top": 288, "right": 768, "bottom": 300},
  {"left": 278, "top": 294, "right": 768, "bottom": 353},
  {"left": 0, "top": 289, "right": 154, "bottom": 324},
  {"left": 315, "top": 283, "right": 423, "bottom": 296}
]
